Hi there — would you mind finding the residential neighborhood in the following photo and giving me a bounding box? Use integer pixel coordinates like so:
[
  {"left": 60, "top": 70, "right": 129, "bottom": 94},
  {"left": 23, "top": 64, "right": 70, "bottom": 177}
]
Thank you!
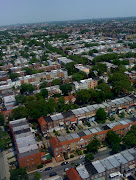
[{"left": 1, "top": 16, "right": 136, "bottom": 180}]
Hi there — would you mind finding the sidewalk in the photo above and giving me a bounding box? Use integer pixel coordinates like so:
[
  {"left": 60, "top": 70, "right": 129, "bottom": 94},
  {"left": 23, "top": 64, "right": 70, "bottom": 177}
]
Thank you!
[
  {"left": 3, "top": 151, "right": 10, "bottom": 180},
  {"left": 27, "top": 155, "right": 81, "bottom": 175}
]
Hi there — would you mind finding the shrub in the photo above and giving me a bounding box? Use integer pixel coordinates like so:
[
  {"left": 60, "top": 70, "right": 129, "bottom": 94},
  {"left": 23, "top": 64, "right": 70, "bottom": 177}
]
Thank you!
[
  {"left": 70, "top": 154, "right": 74, "bottom": 158},
  {"left": 37, "top": 164, "right": 43, "bottom": 169},
  {"left": 76, "top": 150, "right": 83, "bottom": 155}
]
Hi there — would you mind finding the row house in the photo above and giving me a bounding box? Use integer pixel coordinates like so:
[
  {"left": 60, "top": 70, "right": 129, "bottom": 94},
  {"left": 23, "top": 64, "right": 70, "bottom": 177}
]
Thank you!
[
  {"left": 38, "top": 96, "right": 136, "bottom": 133},
  {"left": 0, "top": 84, "right": 13, "bottom": 96},
  {"left": 49, "top": 119, "right": 136, "bottom": 162},
  {"left": 85, "top": 147, "right": 136, "bottom": 180},
  {"left": 9, "top": 118, "right": 42, "bottom": 171}
]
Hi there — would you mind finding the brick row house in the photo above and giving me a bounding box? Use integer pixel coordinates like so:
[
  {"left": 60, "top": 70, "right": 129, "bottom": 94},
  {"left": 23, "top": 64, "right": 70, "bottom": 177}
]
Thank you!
[
  {"left": 9, "top": 118, "right": 42, "bottom": 171},
  {"left": 38, "top": 96, "right": 136, "bottom": 134},
  {"left": 49, "top": 119, "right": 136, "bottom": 162}
]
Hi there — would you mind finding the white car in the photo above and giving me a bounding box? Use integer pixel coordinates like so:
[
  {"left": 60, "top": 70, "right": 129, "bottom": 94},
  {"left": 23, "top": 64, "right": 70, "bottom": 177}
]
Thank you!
[
  {"left": 79, "top": 155, "right": 85, "bottom": 159},
  {"left": 38, "top": 169, "right": 43, "bottom": 173},
  {"left": 64, "top": 167, "right": 70, "bottom": 172}
]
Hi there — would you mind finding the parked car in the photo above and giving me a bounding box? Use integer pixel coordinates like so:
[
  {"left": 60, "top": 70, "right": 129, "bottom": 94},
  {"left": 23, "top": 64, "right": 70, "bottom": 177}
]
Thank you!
[
  {"left": 61, "top": 161, "right": 69, "bottom": 165},
  {"left": 74, "top": 163, "right": 81, "bottom": 167},
  {"left": 79, "top": 155, "right": 85, "bottom": 159},
  {"left": 45, "top": 167, "right": 52, "bottom": 171},
  {"left": 50, "top": 172, "right": 57, "bottom": 177},
  {"left": 38, "top": 169, "right": 43, "bottom": 173}
]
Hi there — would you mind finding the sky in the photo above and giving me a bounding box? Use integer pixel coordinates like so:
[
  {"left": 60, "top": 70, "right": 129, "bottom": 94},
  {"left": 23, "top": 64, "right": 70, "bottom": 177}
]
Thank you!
[{"left": 0, "top": 0, "right": 136, "bottom": 26}]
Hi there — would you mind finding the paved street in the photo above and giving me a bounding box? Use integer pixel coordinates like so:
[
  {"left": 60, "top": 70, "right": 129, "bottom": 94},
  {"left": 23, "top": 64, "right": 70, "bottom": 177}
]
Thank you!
[{"left": 29, "top": 148, "right": 111, "bottom": 180}]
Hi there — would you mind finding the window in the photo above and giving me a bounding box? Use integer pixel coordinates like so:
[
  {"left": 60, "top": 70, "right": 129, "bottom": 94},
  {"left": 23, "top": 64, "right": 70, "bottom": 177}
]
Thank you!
[{"left": 56, "top": 148, "right": 58, "bottom": 151}]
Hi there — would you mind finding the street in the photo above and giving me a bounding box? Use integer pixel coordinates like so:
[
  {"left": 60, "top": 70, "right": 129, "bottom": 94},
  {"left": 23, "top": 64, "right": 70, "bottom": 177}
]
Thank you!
[{"left": 29, "top": 148, "right": 111, "bottom": 180}]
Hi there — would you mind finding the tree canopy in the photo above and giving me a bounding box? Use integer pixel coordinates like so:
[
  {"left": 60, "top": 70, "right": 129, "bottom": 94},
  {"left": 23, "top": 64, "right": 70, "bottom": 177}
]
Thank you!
[
  {"left": 60, "top": 83, "right": 72, "bottom": 95},
  {"left": 10, "top": 168, "right": 28, "bottom": 180},
  {"left": 96, "top": 108, "right": 106, "bottom": 123}
]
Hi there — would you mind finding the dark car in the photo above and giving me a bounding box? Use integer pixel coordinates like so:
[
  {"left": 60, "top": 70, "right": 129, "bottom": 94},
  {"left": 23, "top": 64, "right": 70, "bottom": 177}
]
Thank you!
[
  {"left": 50, "top": 172, "right": 57, "bottom": 177},
  {"left": 61, "top": 161, "right": 69, "bottom": 166},
  {"left": 45, "top": 167, "right": 52, "bottom": 171}
]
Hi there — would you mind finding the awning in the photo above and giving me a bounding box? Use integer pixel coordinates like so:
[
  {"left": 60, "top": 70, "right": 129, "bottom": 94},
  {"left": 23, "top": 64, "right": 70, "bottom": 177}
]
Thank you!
[
  {"left": 70, "top": 119, "right": 76, "bottom": 122},
  {"left": 130, "top": 103, "right": 135, "bottom": 106}
]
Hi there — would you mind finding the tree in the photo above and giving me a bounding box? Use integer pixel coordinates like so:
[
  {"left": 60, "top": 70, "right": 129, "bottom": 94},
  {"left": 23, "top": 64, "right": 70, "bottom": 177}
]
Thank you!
[
  {"left": 60, "top": 83, "right": 72, "bottom": 95},
  {"left": 106, "top": 130, "right": 121, "bottom": 153},
  {"left": 12, "top": 106, "right": 27, "bottom": 120},
  {"left": 88, "top": 71, "right": 96, "bottom": 78},
  {"left": 87, "top": 136, "right": 100, "bottom": 154},
  {"left": 41, "top": 89, "right": 48, "bottom": 98},
  {"left": 96, "top": 108, "right": 106, "bottom": 123},
  {"left": 72, "top": 71, "right": 87, "bottom": 81},
  {"left": 123, "top": 125, "right": 136, "bottom": 148},
  {"left": 15, "top": 95, "right": 26, "bottom": 105},
  {"left": 39, "top": 81, "right": 47, "bottom": 89},
  {"left": 0, "top": 112, "right": 5, "bottom": 126},
  {"left": 33, "top": 172, "right": 42, "bottom": 180},
  {"left": 109, "top": 72, "right": 132, "bottom": 96},
  {"left": 52, "top": 78, "right": 61, "bottom": 86},
  {"left": 85, "top": 153, "right": 94, "bottom": 162},
  {"left": 20, "top": 83, "right": 35, "bottom": 94},
  {"left": 9, "top": 73, "right": 19, "bottom": 80},
  {"left": 76, "top": 89, "right": 91, "bottom": 105},
  {"left": 10, "top": 168, "right": 28, "bottom": 180}
]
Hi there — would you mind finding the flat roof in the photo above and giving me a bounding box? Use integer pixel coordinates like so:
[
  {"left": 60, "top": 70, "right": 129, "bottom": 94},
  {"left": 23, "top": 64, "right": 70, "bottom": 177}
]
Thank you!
[
  {"left": 121, "top": 150, "right": 134, "bottom": 161},
  {"left": 77, "top": 131, "right": 86, "bottom": 137},
  {"left": 76, "top": 165, "right": 90, "bottom": 179},
  {"left": 83, "top": 129, "right": 92, "bottom": 135},
  {"left": 114, "top": 153, "right": 128, "bottom": 165},
  {"left": 71, "top": 133, "right": 79, "bottom": 139},
  {"left": 89, "top": 128, "right": 98, "bottom": 134},
  {"left": 100, "top": 158, "right": 113, "bottom": 170},
  {"left": 107, "top": 156, "right": 120, "bottom": 168},
  {"left": 92, "top": 160, "right": 105, "bottom": 173},
  {"left": 86, "top": 105, "right": 95, "bottom": 111}
]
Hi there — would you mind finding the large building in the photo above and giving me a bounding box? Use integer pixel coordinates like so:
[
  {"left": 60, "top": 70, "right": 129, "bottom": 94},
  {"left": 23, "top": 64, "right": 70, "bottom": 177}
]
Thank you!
[
  {"left": 9, "top": 118, "right": 42, "bottom": 171},
  {"left": 38, "top": 96, "right": 136, "bottom": 134},
  {"left": 49, "top": 119, "right": 136, "bottom": 162}
]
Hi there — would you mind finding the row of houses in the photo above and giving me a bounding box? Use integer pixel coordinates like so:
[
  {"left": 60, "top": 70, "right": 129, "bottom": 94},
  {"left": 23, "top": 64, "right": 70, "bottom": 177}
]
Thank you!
[
  {"left": 49, "top": 119, "right": 136, "bottom": 162},
  {"left": 38, "top": 95, "right": 136, "bottom": 134},
  {"left": 66, "top": 147, "right": 136, "bottom": 180},
  {"left": 9, "top": 118, "right": 52, "bottom": 171}
]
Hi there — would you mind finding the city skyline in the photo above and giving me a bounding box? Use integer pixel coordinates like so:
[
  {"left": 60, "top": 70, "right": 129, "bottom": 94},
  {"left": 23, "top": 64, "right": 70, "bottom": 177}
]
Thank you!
[{"left": 1, "top": 0, "right": 136, "bottom": 26}]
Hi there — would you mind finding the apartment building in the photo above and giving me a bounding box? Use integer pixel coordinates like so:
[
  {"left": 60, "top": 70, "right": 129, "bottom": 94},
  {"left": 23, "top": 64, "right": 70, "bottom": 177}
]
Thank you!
[
  {"left": 38, "top": 96, "right": 136, "bottom": 133},
  {"left": 9, "top": 118, "right": 42, "bottom": 171},
  {"left": 73, "top": 78, "right": 98, "bottom": 91},
  {"left": 49, "top": 119, "right": 136, "bottom": 162}
]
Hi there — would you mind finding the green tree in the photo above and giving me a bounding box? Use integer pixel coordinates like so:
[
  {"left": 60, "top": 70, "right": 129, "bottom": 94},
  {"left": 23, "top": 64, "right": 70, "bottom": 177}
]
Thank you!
[
  {"left": 15, "top": 95, "right": 26, "bottom": 105},
  {"left": 87, "top": 136, "right": 100, "bottom": 154},
  {"left": 20, "top": 83, "right": 35, "bottom": 94},
  {"left": 72, "top": 71, "right": 87, "bottom": 81},
  {"left": 96, "top": 108, "right": 106, "bottom": 123},
  {"left": 60, "top": 83, "right": 72, "bottom": 95},
  {"left": 52, "top": 78, "right": 61, "bottom": 86},
  {"left": 9, "top": 73, "right": 19, "bottom": 80},
  {"left": 39, "top": 81, "right": 47, "bottom": 89},
  {"left": 33, "top": 172, "right": 42, "bottom": 180},
  {"left": 0, "top": 112, "right": 5, "bottom": 126},
  {"left": 41, "top": 89, "right": 48, "bottom": 98},
  {"left": 12, "top": 106, "right": 27, "bottom": 120},
  {"left": 76, "top": 89, "right": 91, "bottom": 105},
  {"left": 10, "top": 168, "right": 28, "bottom": 180},
  {"left": 85, "top": 153, "right": 94, "bottom": 162},
  {"left": 123, "top": 125, "right": 136, "bottom": 148}
]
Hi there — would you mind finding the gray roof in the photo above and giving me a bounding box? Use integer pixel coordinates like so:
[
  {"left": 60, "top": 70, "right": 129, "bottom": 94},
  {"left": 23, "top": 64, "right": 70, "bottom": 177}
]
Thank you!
[
  {"left": 82, "top": 107, "right": 90, "bottom": 113},
  {"left": 107, "top": 156, "right": 120, "bottom": 168},
  {"left": 100, "top": 158, "right": 114, "bottom": 170},
  {"left": 121, "top": 150, "right": 134, "bottom": 161},
  {"left": 114, "top": 153, "right": 128, "bottom": 165},
  {"left": 86, "top": 105, "right": 95, "bottom": 111},
  {"left": 92, "top": 160, "right": 105, "bottom": 173},
  {"left": 64, "top": 134, "right": 73, "bottom": 141},
  {"left": 58, "top": 136, "right": 66, "bottom": 142},
  {"left": 83, "top": 129, "right": 92, "bottom": 135},
  {"left": 71, "top": 133, "right": 79, "bottom": 139},
  {"left": 76, "top": 165, "right": 90, "bottom": 179},
  {"left": 89, "top": 128, "right": 98, "bottom": 134}
]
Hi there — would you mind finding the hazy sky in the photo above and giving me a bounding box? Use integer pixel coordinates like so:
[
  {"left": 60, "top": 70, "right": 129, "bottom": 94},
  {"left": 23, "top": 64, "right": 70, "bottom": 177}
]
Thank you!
[{"left": 0, "top": 0, "right": 136, "bottom": 26}]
